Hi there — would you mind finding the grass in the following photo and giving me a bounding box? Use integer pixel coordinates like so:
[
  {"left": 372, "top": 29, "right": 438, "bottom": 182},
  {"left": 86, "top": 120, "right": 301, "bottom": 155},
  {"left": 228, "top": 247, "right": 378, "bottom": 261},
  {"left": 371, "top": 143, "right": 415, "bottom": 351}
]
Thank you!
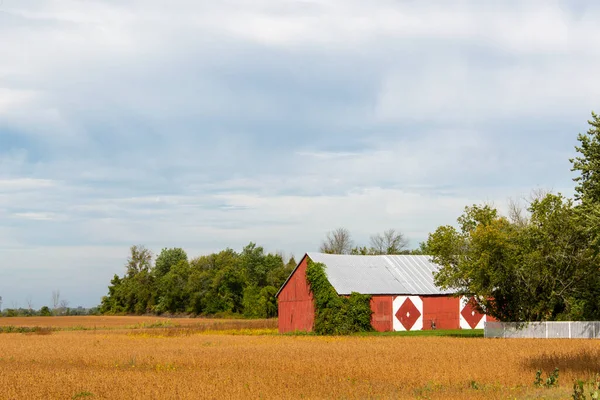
[
  {"left": 0, "top": 317, "right": 598, "bottom": 399},
  {"left": 282, "top": 328, "right": 484, "bottom": 338},
  {"left": 359, "top": 328, "right": 484, "bottom": 338},
  {"left": 0, "top": 316, "right": 277, "bottom": 333},
  {"left": 0, "top": 326, "right": 56, "bottom": 334}
]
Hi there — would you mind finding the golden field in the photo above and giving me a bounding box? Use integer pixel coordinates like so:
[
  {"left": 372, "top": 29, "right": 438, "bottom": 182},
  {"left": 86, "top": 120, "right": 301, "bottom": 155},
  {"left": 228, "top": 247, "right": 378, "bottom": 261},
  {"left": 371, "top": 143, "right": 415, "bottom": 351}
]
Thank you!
[{"left": 1, "top": 318, "right": 600, "bottom": 399}]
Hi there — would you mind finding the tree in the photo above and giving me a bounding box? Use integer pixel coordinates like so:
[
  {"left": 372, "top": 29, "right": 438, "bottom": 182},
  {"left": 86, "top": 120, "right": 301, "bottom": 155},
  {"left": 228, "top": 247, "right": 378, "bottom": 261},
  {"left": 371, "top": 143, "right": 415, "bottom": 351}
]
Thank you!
[
  {"left": 266, "top": 255, "right": 296, "bottom": 288},
  {"left": 26, "top": 295, "right": 33, "bottom": 314},
  {"left": 410, "top": 241, "right": 431, "bottom": 255},
  {"left": 569, "top": 111, "right": 600, "bottom": 253},
  {"left": 126, "top": 245, "right": 153, "bottom": 278},
  {"left": 427, "top": 197, "right": 598, "bottom": 322},
  {"left": 52, "top": 290, "right": 60, "bottom": 313},
  {"left": 570, "top": 111, "right": 600, "bottom": 204},
  {"left": 0, "top": 295, "right": 2, "bottom": 312},
  {"left": 40, "top": 306, "right": 52, "bottom": 316},
  {"left": 507, "top": 188, "right": 552, "bottom": 227},
  {"left": 100, "top": 275, "right": 125, "bottom": 314},
  {"left": 351, "top": 246, "right": 372, "bottom": 255},
  {"left": 319, "top": 227, "right": 353, "bottom": 254},
  {"left": 154, "top": 247, "right": 188, "bottom": 278},
  {"left": 155, "top": 260, "right": 190, "bottom": 314},
  {"left": 369, "top": 229, "right": 409, "bottom": 254},
  {"left": 258, "top": 286, "right": 279, "bottom": 318}
]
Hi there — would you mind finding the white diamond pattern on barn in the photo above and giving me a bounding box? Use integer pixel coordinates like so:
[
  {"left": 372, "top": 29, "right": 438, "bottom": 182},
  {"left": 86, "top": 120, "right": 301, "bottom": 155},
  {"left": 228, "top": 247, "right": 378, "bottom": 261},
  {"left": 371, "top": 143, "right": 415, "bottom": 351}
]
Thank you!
[
  {"left": 459, "top": 296, "right": 486, "bottom": 329},
  {"left": 393, "top": 296, "right": 423, "bottom": 331}
]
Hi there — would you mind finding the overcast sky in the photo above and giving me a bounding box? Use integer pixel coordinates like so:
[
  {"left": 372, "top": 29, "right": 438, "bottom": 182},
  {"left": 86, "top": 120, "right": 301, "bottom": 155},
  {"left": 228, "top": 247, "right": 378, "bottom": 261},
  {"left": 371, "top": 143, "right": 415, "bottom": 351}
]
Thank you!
[{"left": 1, "top": 0, "right": 599, "bottom": 308}]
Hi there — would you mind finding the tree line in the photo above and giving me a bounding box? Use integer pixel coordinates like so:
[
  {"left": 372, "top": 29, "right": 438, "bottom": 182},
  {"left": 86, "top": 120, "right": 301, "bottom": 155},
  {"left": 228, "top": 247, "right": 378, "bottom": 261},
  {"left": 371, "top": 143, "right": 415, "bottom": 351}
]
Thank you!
[
  {"left": 99, "top": 228, "right": 424, "bottom": 317},
  {"left": 100, "top": 243, "right": 296, "bottom": 317},
  {"left": 0, "top": 291, "right": 99, "bottom": 317}
]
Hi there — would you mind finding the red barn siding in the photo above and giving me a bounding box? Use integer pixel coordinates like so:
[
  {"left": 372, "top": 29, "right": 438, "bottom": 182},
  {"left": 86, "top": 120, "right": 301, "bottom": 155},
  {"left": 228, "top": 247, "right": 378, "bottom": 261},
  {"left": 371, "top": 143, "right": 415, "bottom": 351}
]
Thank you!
[
  {"left": 277, "top": 256, "right": 314, "bottom": 333},
  {"left": 421, "top": 296, "right": 460, "bottom": 330},
  {"left": 370, "top": 295, "right": 393, "bottom": 332}
]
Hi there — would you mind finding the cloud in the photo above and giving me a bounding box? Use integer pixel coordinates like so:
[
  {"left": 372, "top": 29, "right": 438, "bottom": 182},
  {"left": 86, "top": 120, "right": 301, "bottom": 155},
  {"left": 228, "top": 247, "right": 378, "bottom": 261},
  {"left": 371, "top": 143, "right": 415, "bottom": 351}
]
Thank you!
[
  {"left": 11, "top": 212, "right": 60, "bottom": 221},
  {"left": 0, "top": 88, "right": 38, "bottom": 114},
  {"left": 0, "top": 178, "right": 56, "bottom": 191},
  {"left": 376, "top": 58, "right": 600, "bottom": 123},
  {"left": 0, "top": 0, "right": 597, "bottom": 307}
]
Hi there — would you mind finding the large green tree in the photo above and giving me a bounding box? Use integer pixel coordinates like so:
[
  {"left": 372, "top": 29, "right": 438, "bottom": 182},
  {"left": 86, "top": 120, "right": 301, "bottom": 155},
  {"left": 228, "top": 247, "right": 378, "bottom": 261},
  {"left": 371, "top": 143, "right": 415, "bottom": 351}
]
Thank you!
[
  {"left": 154, "top": 247, "right": 188, "bottom": 278},
  {"left": 570, "top": 111, "right": 600, "bottom": 204},
  {"left": 427, "top": 112, "right": 600, "bottom": 322},
  {"left": 570, "top": 111, "right": 600, "bottom": 251},
  {"left": 427, "top": 196, "right": 598, "bottom": 322}
]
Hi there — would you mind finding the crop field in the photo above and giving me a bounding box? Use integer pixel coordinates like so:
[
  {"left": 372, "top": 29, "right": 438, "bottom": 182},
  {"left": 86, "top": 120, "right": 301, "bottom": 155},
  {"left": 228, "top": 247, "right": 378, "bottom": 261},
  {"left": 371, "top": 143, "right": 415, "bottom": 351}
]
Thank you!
[{"left": 1, "top": 317, "right": 600, "bottom": 399}]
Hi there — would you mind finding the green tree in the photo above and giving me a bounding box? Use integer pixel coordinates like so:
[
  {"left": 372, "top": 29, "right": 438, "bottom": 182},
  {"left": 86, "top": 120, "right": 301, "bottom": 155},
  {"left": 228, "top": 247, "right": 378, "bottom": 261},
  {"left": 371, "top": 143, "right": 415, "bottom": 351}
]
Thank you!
[
  {"left": 100, "top": 275, "right": 124, "bottom": 313},
  {"left": 131, "top": 270, "right": 156, "bottom": 314},
  {"left": 40, "top": 306, "right": 52, "bottom": 316},
  {"left": 409, "top": 241, "right": 431, "bottom": 255},
  {"left": 154, "top": 247, "right": 188, "bottom": 278},
  {"left": 258, "top": 286, "right": 279, "bottom": 318},
  {"left": 155, "top": 260, "right": 190, "bottom": 314},
  {"left": 570, "top": 111, "right": 600, "bottom": 204},
  {"left": 569, "top": 111, "right": 600, "bottom": 253},
  {"left": 242, "top": 285, "right": 262, "bottom": 318},
  {"left": 190, "top": 248, "right": 244, "bottom": 315},
  {"left": 427, "top": 197, "right": 598, "bottom": 322},
  {"left": 351, "top": 246, "right": 372, "bottom": 255},
  {"left": 239, "top": 243, "right": 281, "bottom": 287}
]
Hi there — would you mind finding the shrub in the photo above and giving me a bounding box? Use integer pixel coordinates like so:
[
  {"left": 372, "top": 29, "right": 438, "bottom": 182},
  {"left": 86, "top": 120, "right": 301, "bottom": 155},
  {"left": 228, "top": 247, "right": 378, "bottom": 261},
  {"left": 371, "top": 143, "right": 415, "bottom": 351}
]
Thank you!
[
  {"left": 572, "top": 374, "right": 600, "bottom": 400},
  {"left": 535, "top": 368, "right": 559, "bottom": 388}
]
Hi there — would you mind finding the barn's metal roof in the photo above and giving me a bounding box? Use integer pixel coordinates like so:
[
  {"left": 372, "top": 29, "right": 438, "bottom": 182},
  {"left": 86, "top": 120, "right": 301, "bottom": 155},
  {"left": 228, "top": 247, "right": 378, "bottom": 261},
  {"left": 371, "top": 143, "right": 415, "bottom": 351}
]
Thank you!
[{"left": 305, "top": 252, "right": 453, "bottom": 296}]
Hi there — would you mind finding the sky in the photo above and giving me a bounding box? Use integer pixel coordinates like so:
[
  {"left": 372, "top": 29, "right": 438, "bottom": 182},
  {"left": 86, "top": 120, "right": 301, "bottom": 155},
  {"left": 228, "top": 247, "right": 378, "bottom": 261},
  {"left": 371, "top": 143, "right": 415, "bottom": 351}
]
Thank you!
[{"left": 0, "top": 0, "right": 599, "bottom": 309}]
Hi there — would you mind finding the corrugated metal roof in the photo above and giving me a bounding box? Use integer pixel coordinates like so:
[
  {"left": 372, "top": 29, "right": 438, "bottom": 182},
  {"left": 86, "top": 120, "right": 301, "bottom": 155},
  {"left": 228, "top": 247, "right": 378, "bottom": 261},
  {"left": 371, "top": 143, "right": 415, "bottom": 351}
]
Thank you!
[{"left": 306, "top": 252, "right": 453, "bottom": 295}]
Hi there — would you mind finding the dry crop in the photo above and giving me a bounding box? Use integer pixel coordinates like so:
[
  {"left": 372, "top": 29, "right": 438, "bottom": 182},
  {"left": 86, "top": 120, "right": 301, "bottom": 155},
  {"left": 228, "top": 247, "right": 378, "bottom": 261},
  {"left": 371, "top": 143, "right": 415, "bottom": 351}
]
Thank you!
[{"left": 1, "top": 317, "right": 600, "bottom": 399}]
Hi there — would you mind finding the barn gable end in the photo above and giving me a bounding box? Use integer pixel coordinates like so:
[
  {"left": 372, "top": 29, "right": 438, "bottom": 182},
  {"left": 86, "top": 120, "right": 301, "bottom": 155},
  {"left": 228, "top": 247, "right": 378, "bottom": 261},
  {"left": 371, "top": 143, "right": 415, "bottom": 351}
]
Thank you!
[{"left": 276, "top": 255, "right": 315, "bottom": 333}]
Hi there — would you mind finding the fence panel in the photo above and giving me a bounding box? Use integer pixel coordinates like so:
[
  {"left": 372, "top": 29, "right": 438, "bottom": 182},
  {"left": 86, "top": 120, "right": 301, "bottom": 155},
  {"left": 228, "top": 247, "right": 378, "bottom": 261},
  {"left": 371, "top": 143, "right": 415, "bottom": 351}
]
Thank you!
[{"left": 484, "top": 321, "right": 600, "bottom": 339}]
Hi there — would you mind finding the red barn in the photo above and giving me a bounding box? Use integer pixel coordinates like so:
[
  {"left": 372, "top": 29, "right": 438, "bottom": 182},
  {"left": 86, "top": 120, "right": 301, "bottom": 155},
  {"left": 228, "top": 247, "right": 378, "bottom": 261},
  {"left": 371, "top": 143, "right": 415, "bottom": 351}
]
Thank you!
[{"left": 276, "top": 252, "right": 492, "bottom": 333}]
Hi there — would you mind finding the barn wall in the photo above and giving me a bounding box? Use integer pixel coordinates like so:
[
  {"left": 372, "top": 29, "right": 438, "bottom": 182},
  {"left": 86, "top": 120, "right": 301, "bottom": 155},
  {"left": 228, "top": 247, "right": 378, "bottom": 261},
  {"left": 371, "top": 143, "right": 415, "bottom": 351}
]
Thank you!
[
  {"left": 421, "top": 296, "right": 460, "bottom": 330},
  {"left": 277, "top": 256, "right": 314, "bottom": 333},
  {"left": 370, "top": 295, "right": 393, "bottom": 332},
  {"left": 459, "top": 296, "right": 496, "bottom": 329},
  {"left": 390, "top": 295, "right": 490, "bottom": 331}
]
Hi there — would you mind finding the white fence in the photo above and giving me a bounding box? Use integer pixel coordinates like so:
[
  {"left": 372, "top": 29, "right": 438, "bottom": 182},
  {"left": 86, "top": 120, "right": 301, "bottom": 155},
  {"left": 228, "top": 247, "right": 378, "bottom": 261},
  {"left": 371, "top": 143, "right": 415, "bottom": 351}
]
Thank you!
[{"left": 484, "top": 321, "right": 600, "bottom": 339}]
